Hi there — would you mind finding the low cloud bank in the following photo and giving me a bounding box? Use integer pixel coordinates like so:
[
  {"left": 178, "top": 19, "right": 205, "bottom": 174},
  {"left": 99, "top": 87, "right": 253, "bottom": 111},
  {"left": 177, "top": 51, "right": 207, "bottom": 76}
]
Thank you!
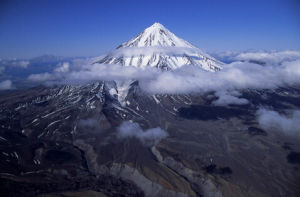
[
  {"left": 23, "top": 50, "right": 300, "bottom": 102},
  {"left": 257, "top": 108, "right": 300, "bottom": 136},
  {"left": 27, "top": 59, "right": 300, "bottom": 95},
  {"left": 0, "top": 59, "right": 30, "bottom": 68},
  {"left": 235, "top": 51, "right": 300, "bottom": 65},
  {"left": 142, "top": 60, "right": 300, "bottom": 93},
  {"left": 212, "top": 50, "right": 300, "bottom": 65},
  {"left": 28, "top": 63, "right": 160, "bottom": 84},
  {"left": 0, "top": 80, "right": 13, "bottom": 90},
  {"left": 0, "top": 56, "right": 87, "bottom": 91},
  {"left": 117, "top": 121, "right": 168, "bottom": 146}
]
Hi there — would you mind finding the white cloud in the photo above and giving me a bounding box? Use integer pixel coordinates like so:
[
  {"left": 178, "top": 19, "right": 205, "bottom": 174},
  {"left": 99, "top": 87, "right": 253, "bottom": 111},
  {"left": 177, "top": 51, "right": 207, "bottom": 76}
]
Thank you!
[
  {"left": 141, "top": 60, "right": 300, "bottom": 93},
  {"left": 54, "top": 62, "right": 70, "bottom": 73},
  {"left": 117, "top": 121, "right": 168, "bottom": 146},
  {"left": 28, "top": 72, "right": 53, "bottom": 82},
  {"left": 0, "top": 80, "right": 13, "bottom": 90},
  {"left": 61, "top": 63, "right": 160, "bottom": 84},
  {"left": 212, "top": 90, "right": 249, "bottom": 106},
  {"left": 16, "top": 60, "right": 30, "bottom": 68},
  {"left": 257, "top": 108, "right": 300, "bottom": 137}
]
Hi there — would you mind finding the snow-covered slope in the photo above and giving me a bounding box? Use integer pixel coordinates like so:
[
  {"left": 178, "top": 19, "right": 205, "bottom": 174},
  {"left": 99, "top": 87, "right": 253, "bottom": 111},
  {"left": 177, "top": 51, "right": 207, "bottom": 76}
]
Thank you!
[
  {"left": 116, "top": 22, "right": 194, "bottom": 48},
  {"left": 96, "top": 22, "right": 223, "bottom": 71}
]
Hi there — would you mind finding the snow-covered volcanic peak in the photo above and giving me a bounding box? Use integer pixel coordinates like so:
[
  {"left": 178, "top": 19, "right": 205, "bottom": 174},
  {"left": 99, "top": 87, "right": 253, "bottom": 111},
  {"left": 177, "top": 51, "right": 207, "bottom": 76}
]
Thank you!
[
  {"left": 117, "top": 22, "right": 194, "bottom": 48},
  {"left": 96, "top": 22, "right": 223, "bottom": 71}
]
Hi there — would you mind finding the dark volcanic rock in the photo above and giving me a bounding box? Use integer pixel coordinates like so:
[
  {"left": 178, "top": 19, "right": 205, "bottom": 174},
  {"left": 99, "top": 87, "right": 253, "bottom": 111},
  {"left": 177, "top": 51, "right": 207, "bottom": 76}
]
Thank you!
[
  {"left": 44, "top": 150, "right": 77, "bottom": 164},
  {"left": 0, "top": 174, "right": 144, "bottom": 197},
  {"left": 247, "top": 127, "right": 267, "bottom": 136},
  {"left": 287, "top": 152, "right": 300, "bottom": 164},
  {"left": 204, "top": 164, "right": 217, "bottom": 174},
  {"left": 178, "top": 105, "right": 249, "bottom": 120},
  {"left": 218, "top": 167, "right": 233, "bottom": 175}
]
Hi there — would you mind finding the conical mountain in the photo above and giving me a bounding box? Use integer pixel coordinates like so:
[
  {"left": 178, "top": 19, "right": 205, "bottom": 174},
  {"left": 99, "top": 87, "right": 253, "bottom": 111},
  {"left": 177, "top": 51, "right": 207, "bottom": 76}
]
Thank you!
[{"left": 96, "top": 22, "right": 223, "bottom": 71}]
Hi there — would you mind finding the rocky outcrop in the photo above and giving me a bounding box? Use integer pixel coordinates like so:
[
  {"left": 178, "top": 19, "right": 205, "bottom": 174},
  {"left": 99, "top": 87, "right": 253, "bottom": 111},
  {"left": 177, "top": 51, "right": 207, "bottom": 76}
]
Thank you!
[{"left": 151, "top": 146, "right": 223, "bottom": 197}]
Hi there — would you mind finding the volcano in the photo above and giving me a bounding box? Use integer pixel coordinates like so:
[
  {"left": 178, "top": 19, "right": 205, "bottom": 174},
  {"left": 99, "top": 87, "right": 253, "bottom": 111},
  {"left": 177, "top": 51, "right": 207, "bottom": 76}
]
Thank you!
[
  {"left": 0, "top": 23, "right": 300, "bottom": 197},
  {"left": 96, "top": 23, "right": 223, "bottom": 71}
]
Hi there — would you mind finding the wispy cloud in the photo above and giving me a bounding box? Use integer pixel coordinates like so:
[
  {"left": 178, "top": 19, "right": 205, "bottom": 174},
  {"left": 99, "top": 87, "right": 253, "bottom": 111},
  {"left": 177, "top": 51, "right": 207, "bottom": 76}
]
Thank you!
[
  {"left": 117, "top": 121, "right": 168, "bottom": 146},
  {"left": 110, "top": 46, "right": 205, "bottom": 57},
  {"left": 28, "top": 72, "right": 53, "bottom": 82},
  {"left": 257, "top": 108, "right": 300, "bottom": 137},
  {"left": 0, "top": 80, "right": 13, "bottom": 90},
  {"left": 0, "top": 59, "right": 30, "bottom": 68}
]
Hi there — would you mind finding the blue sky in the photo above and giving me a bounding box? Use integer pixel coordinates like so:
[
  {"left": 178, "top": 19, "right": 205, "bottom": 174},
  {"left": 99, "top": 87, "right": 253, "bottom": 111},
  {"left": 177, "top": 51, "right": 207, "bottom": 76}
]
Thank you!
[{"left": 0, "top": 0, "right": 299, "bottom": 59}]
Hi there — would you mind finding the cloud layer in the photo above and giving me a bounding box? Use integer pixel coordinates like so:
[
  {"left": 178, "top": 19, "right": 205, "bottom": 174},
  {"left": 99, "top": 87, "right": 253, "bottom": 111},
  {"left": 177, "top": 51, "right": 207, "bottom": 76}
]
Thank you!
[
  {"left": 1, "top": 50, "right": 300, "bottom": 99},
  {"left": 0, "top": 59, "right": 30, "bottom": 68},
  {"left": 26, "top": 58, "right": 300, "bottom": 95},
  {"left": 141, "top": 60, "right": 300, "bottom": 93},
  {"left": 212, "top": 50, "right": 300, "bottom": 65},
  {"left": 235, "top": 51, "right": 300, "bottom": 65}
]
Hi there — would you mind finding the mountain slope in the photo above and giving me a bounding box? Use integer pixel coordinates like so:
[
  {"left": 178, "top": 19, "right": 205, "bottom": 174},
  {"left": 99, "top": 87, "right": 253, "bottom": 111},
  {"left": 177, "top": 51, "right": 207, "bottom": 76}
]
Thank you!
[
  {"left": 96, "top": 23, "right": 223, "bottom": 71},
  {"left": 1, "top": 83, "right": 300, "bottom": 197}
]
